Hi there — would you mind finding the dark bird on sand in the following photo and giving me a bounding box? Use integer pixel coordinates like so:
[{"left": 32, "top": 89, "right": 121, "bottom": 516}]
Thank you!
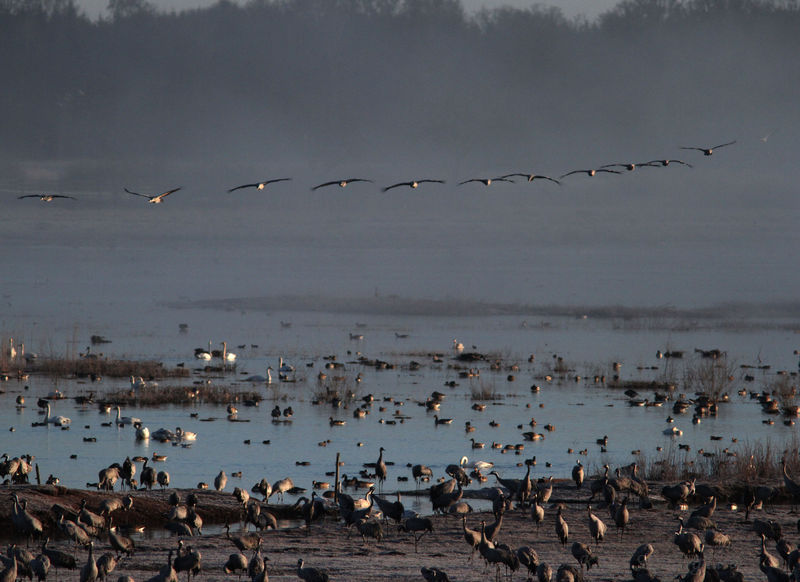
[
  {"left": 296, "top": 558, "right": 329, "bottom": 582},
  {"left": 124, "top": 187, "right": 181, "bottom": 204},
  {"left": 228, "top": 179, "right": 291, "bottom": 193},
  {"left": 421, "top": 566, "right": 451, "bottom": 581},
  {"left": 680, "top": 141, "right": 736, "bottom": 156},
  {"left": 311, "top": 179, "right": 372, "bottom": 190},
  {"left": 382, "top": 179, "right": 445, "bottom": 192}
]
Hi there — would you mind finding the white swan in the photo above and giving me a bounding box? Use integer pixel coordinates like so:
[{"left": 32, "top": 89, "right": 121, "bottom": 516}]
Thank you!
[
  {"left": 175, "top": 427, "right": 197, "bottom": 442},
  {"left": 278, "top": 357, "right": 294, "bottom": 374},
  {"left": 44, "top": 403, "right": 71, "bottom": 427},
  {"left": 116, "top": 406, "right": 141, "bottom": 426},
  {"left": 220, "top": 341, "right": 237, "bottom": 363},
  {"left": 453, "top": 339, "right": 464, "bottom": 352},
  {"left": 135, "top": 424, "right": 150, "bottom": 440},
  {"left": 194, "top": 340, "right": 212, "bottom": 360},
  {"left": 245, "top": 366, "right": 273, "bottom": 384},
  {"left": 130, "top": 376, "right": 146, "bottom": 390},
  {"left": 460, "top": 456, "right": 493, "bottom": 471}
]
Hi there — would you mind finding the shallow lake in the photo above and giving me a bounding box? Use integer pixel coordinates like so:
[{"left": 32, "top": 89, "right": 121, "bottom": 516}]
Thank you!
[{"left": 2, "top": 309, "right": 798, "bottom": 517}]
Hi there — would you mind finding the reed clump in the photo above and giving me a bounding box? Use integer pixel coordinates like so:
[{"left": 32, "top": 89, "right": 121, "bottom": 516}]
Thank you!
[
  {"left": 636, "top": 435, "right": 800, "bottom": 483},
  {"left": 103, "top": 384, "right": 262, "bottom": 406},
  {"left": 470, "top": 384, "right": 503, "bottom": 401},
  {"left": 30, "top": 357, "right": 189, "bottom": 379}
]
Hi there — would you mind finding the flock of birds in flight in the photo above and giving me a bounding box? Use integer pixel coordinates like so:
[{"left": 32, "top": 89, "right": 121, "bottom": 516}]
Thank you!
[{"left": 15, "top": 141, "right": 738, "bottom": 203}]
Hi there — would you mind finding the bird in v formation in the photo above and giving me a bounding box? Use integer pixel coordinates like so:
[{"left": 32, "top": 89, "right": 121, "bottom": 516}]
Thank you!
[
  {"left": 17, "top": 139, "right": 736, "bottom": 204},
  {"left": 227, "top": 178, "right": 292, "bottom": 192}
]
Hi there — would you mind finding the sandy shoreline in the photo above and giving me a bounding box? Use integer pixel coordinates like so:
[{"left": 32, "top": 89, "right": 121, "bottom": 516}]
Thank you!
[{"left": 1, "top": 479, "right": 794, "bottom": 581}]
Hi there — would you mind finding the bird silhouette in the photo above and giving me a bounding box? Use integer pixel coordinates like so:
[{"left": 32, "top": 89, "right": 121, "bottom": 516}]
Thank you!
[
  {"left": 458, "top": 177, "right": 514, "bottom": 186},
  {"left": 680, "top": 140, "right": 736, "bottom": 155},
  {"left": 645, "top": 158, "right": 693, "bottom": 168},
  {"left": 227, "top": 178, "right": 291, "bottom": 192},
  {"left": 311, "top": 178, "right": 372, "bottom": 190},
  {"left": 381, "top": 179, "right": 445, "bottom": 192},
  {"left": 499, "top": 173, "right": 560, "bottom": 184},
  {"left": 559, "top": 168, "right": 621, "bottom": 179},
  {"left": 124, "top": 187, "right": 181, "bottom": 204},
  {"left": 18, "top": 194, "right": 76, "bottom": 201}
]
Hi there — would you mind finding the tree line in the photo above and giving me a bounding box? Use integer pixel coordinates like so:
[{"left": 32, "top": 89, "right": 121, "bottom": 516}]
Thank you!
[{"left": 1, "top": 0, "right": 798, "bottom": 168}]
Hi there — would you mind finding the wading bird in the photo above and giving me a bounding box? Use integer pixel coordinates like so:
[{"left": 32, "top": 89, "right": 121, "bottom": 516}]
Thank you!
[
  {"left": 124, "top": 187, "right": 181, "bottom": 204},
  {"left": 227, "top": 178, "right": 291, "bottom": 192}
]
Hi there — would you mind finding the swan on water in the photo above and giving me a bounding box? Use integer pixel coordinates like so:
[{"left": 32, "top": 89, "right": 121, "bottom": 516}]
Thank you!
[
  {"left": 44, "top": 403, "right": 71, "bottom": 427},
  {"left": 175, "top": 427, "right": 197, "bottom": 442},
  {"left": 460, "top": 456, "right": 493, "bottom": 471},
  {"left": 116, "top": 406, "right": 142, "bottom": 426}
]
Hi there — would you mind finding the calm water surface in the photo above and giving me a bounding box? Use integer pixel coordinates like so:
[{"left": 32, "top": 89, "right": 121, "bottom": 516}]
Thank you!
[{"left": 2, "top": 310, "right": 798, "bottom": 513}]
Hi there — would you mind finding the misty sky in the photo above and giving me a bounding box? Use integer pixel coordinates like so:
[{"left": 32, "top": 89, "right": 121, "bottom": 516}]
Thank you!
[{"left": 76, "top": 0, "right": 619, "bottom": 19}]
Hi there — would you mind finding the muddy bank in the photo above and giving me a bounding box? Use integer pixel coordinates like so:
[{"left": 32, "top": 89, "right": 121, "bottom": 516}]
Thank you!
[{"left": 1, "top": 481, "right": 797, "bottom": 581}]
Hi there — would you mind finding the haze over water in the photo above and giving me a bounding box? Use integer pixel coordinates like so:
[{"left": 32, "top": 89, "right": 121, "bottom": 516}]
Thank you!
[{"left": 1, "top": 0, "right": 799, "bottom": 501}]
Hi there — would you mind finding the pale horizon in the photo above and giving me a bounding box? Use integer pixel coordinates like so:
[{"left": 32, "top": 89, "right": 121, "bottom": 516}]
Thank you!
[{"left": 74, "top": 0, "right": 619, "bottom": 20}]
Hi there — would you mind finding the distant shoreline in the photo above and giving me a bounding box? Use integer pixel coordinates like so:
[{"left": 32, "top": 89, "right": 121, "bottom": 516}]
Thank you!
[{"left": 165, "top": 294, "right": 800, "bottom": 322}]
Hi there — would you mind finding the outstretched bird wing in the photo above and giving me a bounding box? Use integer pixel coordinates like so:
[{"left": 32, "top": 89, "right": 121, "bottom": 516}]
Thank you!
[
  {"left": 151, "top": 188, "right": 182, "bottom": 201},
  {"left": 711, "top": 140, "right": 737, "bottom": 150},
  {"left": 51, "top": 195, "right": 77, "bottom": 200},
  {"left": 124, "top": 188, "right": 152, "bottom": 199},
  {"left": 227, "top": 183, "right": 260, "bottom": 192},
  {"left": 228, "top": 178, "right": 291, "bottom": 193},
  {"left": 311, "top": 181, "right": 340, "bottom": 191},
  {"left": 18, "top": 194, "right": 40, "bottom": 199},
  {"left": 382, "top": 182, "right": 412, "bottom": 192},
  {"left": 558, "top": 170, "right": 586, "bottom": 179}
]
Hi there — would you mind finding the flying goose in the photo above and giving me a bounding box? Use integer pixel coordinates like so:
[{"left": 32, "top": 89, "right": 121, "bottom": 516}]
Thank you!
[
  {"left": 124, "top": 187, "right": 181, "bottom": 203},
  {"left": 382, "top": 179, "right": 445, "bottom": 192},
  {"left": 311, "top": 178, "right": 372, "bottom": 190},
  {"left": 680, "top": 140, "right": 736, "bottom": 155},
  {"left": 227, "top": 178, "right": 291, "bottom": 192},
  {"left": 18, "top": 194, "right": 76, "bottom": 201},
  {"left": 559, "top": 168, "right": 621, "bottom": 179},
  {"left": 499, "top": 173, "right": 560, "bottom": 184},
  {"left": 458, "top": 177, "right": 514, "bottom": 186},
  {"left": 645, "top": 159, "right": 692, "bottom": 168}
]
